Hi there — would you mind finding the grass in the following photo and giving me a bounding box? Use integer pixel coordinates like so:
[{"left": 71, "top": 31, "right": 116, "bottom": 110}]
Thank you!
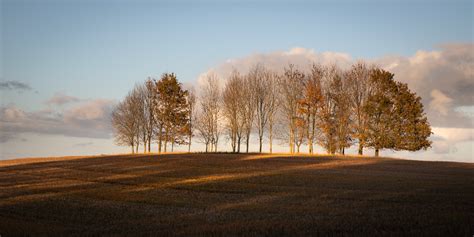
[{"left": 0, "top": 153, "right": 473, "bottom": 236}]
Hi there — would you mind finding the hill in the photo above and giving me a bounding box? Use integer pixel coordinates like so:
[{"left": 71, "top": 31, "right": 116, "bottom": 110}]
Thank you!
[{"left": 0, "top": 153, "right": 472, "bottom": 236}]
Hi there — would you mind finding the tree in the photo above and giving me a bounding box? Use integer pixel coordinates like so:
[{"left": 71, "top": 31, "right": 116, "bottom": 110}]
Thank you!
[
  {"left": 254, "top": 65, "right": 274, "bottom": 153},
  {"left": 365, "top": 69, "right": 432, "bottom": 156},
  {"left": 318, "top": 65, "right": 339, "bottom": 154},
  {"left": 299, "top": 63, "right": 324, "bottom": 154},
  {"left": 265, "top": 70, "right": 279, "bottom": 154},
  {"left": 156, "top": 73, "right": 189, "bottom": 152},
  {"left": 364, "top": 68, "right": 431, "bottom": 157},
  {"left": 186, "top": 87, "right": 196, "bottom": 152},
  {"left": 111, "top": 92, "right": 139, "bottom": 153},
  {"left": 346, "top": 62, "right": 372, "bottom": 155},
  {"left": 134, "top": 83, "right": 149, "bottom": 153},
  {"left": 279, "top": 64, "right": 305, "bottom": 154},
  {"left": 197, "top": 73, "right": 221, "bottom": 152},
  {"left": 391, "top": 82, "right": 432, "bottom": 151},
  {"left": 364, "top": 68, "right": 399, "bottom": 156},
  {"left": 241, "top": 66, "right": 259, "bottom": 153},
  {"left": 128, "top": 86, "right": 144, "bottom": 153},
  {"left": 223, "top": 70, "right": 244, "bottom": 153},
  {"left": 294, "top": 116, "right": 307, "bottom": 153},
  {"left": 144, "top": 78, "right": 156, "bottom": 152},
  {"left": 330, "top": 70, "right": 352, "bottom": 154}
]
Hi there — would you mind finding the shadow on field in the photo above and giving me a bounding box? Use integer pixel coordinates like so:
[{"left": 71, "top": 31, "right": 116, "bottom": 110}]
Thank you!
[{"left": 0, "top": 153, "right": 473, "bottom": 236}]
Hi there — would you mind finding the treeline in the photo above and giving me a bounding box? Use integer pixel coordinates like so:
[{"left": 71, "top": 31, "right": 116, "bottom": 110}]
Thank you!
[{"left": 112, "top": 62, "right": 432, "bottom": 156}]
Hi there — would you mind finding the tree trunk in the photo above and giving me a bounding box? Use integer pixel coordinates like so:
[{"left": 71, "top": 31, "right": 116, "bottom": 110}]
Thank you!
[
  {"left": 164, "top": 128, "right": 168, "bottom": 153},
  {"left": 188, "top": 135, "right": 192, "bottom": 153},
  {"left": 246, "top": 132, "right": 250, "bottom": 153},
  {"left": 158, "top": 125, "right": 163, "bottom": 153},
  {"left": 310, "top": 115, "right": 316, "bottom": 154},
  {"left": 269, "top": 122, "right": 273, "bottom": 154},
  {"left": 237, "top": 136, "right": 241, "bottom": 153},
  {"left": 148, "top": 136, "right": 151, "bottom": 153},
  {"left": 258, "top": 134, "right": 263, "bottom": 153},
  {"left": 289, "top": 130, "right": 293, "bottom": 154},
  {"left": 232, "top": 133, "right": 236, "bottom": 153},
  {"left": 358, "top": 143, "right": 363, "bottom": 155},
  {"left": 375, "top": 148, "right": 379, "bottom": 157},
  {"left": 131, "top": 145, "right": 134, "bottom": 154},
  {"left": 171, "top": 139, "right": 174, "bottom": 152},
  {"left": 230, "top": 131, "right": 235, "bottom": 153}
]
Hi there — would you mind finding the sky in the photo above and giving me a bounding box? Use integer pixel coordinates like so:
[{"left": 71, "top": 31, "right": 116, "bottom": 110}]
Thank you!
[{"left": 1, "top": 0, "right": 473, "bottom": 162}]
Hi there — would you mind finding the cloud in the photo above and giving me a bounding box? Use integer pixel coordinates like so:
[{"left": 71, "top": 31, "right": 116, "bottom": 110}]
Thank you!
[
  {"left": 429, "top": 89, "right": 453, "bottom": 116},
  {"left": 46, "top": 93, "right": 80, "bottom": 106},
  {"left": 376, "top": 43, "right": 473, "bottom": 128},
  {"left": 198, "top": 43, "right": 473, "bottom": 129},
  {"left": 431, "top": 127, "right": 474, "bottom": 154},
  {"left": 0, "top": 99, "right": 116, "bottom": 143},
  {"left": 197, "top": 46, "right": 353, "bottom": 86},
  {"left": 0, "top": 80, "right": 32, "bottom": 91},
  {"left": 196, "top": 43, "right": 473, "bottom": 159},
  {"left": 0, "top": 132, "right": 17, "bottom": 143}
]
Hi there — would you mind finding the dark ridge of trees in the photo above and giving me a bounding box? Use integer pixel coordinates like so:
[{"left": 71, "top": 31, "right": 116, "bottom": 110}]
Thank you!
[{"left": 112, "top": 61, "right": 432, "bottom": 157}]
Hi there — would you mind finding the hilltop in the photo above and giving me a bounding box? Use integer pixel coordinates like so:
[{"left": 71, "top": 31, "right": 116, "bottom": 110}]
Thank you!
[{"left": 0, "top": 153, "right": 472, "bottom": 236}]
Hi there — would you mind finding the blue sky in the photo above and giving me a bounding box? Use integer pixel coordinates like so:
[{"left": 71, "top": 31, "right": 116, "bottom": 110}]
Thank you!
[{"left": 1, "top": 0, "right": 473, "bottom": 161}]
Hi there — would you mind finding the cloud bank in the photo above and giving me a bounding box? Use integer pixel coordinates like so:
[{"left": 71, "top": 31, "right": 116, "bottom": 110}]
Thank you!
[
  {"left": 197, "top": 43, "right": 474, "bottom": 156},
  {"left": 0, "top": 96, "right": 116, "bottom": 143}
]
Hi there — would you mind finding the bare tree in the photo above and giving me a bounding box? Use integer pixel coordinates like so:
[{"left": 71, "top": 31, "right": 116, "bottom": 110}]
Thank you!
[
  {"left": 253, "top": 65, "right": 274, "bottom": 153},
  {"left": 197, "top": 73, "right": 221, "bottom": 152},
  {"left": 112, "top": 92, "right": 139, "bottom": 153},
  {"left": 265, "top": 71, "right": 279, "bottom": 154},
  {"left": 196, "top": 112, "right": 212, "bottom": 152},
  {"left": 144, "top": 78, "right": 156, "bottom": 152},
  {"left": 346, "top": 62, "right": 372, "bottom": 155},
  {"left": 134, "top": 83, "right": 148, "bottom": 153},
  {"left": 279, "top": 64, "right": 305, "bottom": 154},
  {"left": 223, "top": 70, "right": 245, "bottom": 153},
  {"left": 241, "top": 67, "right": 259, "bottom": 153},
  {"left": 187, "top": 87, "right": 196, "bottom": 152},
  {"left": 128, "top": 86, "right": 144, "bottom": 153}
]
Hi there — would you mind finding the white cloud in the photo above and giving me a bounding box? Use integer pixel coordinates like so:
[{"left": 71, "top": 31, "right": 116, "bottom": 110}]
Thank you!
[
  {"left": 195, "top": 43, "right": 473, "bottom": 160},
  {"left": 431, "top": 127, "right": 474, "bottom": 154},
  {"left": 46, "top": 92, "right": 80, "bottom": 106},
  {"left": 1, "top": 106, "right": 26, "bottom": 121},
  {"left": 429, "top": 89, "right": 453, "bottom": 116},
  {"left": 0, "top": 98, "right": 116, "bottom": 143},
  {"left": 197, "top": 43, "right": 473, "bottom": 129}
]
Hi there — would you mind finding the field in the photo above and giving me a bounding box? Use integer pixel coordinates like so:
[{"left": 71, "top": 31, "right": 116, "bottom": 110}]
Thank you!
[{"left": 0, "top": 153, "right": 473, "bottom": 236}]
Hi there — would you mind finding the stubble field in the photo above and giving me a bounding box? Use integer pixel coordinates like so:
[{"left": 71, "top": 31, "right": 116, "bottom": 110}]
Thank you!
[{"left": 0, "top": 153, "right": 472, "bottom": 236}]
